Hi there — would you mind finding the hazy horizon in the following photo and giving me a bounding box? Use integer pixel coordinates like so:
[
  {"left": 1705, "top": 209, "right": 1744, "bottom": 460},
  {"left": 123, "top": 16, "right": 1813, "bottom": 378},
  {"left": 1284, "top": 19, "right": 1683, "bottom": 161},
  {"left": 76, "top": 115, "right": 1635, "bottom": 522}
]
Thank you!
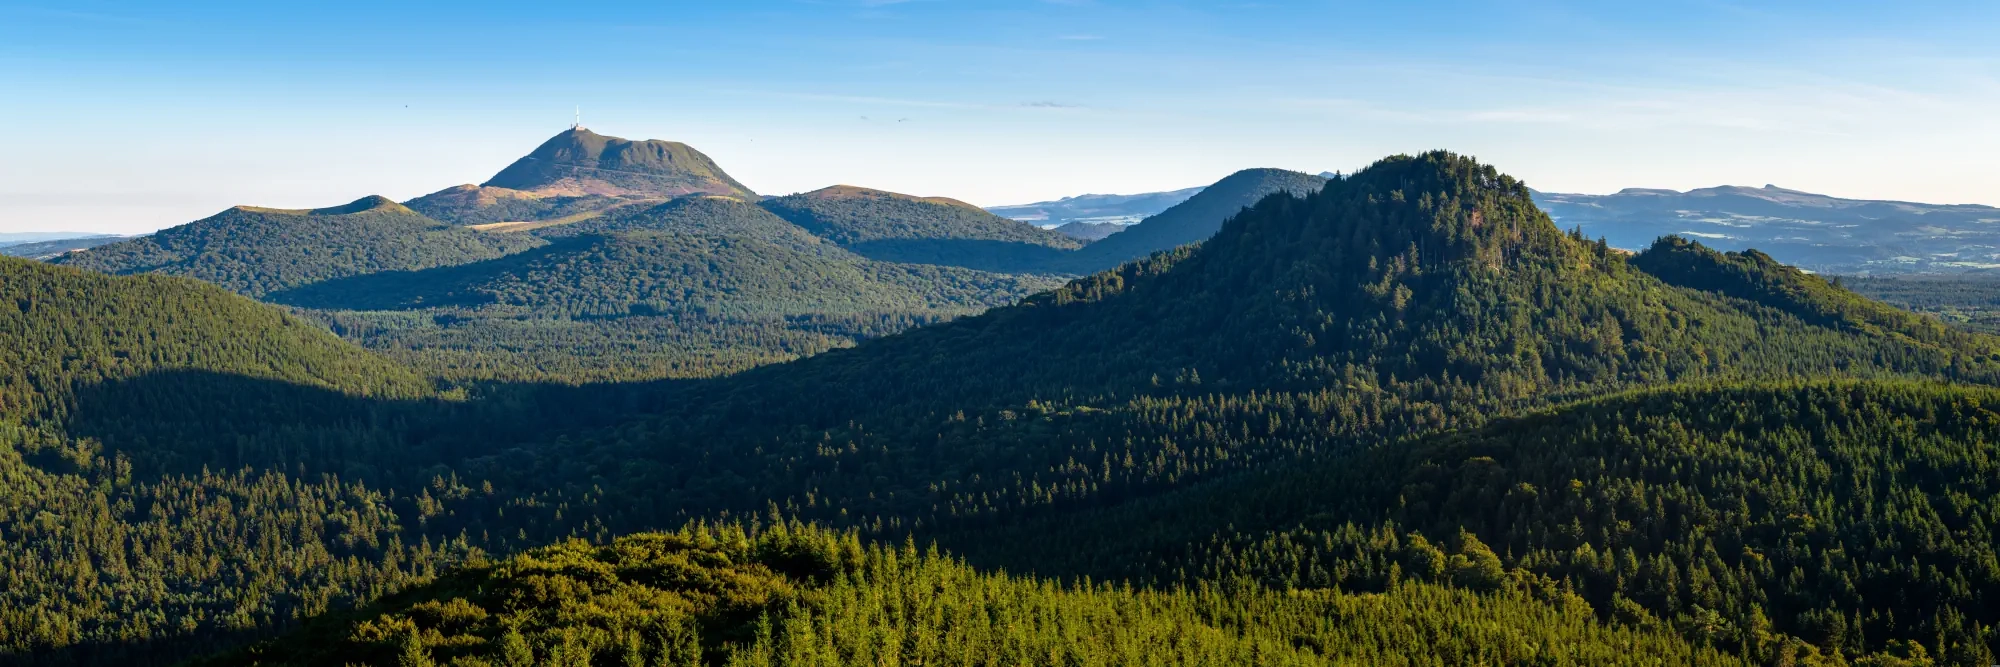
[{"left": 4, "top": 0, "right": 1997, "bottom": 234}]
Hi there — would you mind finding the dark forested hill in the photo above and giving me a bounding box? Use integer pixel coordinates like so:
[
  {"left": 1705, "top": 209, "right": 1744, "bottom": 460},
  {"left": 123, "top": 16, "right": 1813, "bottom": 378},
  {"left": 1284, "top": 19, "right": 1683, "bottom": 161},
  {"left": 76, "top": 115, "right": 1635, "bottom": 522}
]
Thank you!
[
  {"left": 482, "top": 128, "right": 757, "bottom": 199},
  {"left": 0, "top": 257, "right": 426, "bottom": 420},
  {"left": 761, "top": 185, "right": 1081, "bottom": 272},
  {"left": 1053, "top": 168, "right": 1326, "bottom": 272},
  {"left": 423, "top": 154, "right": 2000, "bottom": 652},
  {"left": 962, "top": 381, "right": 2000, "bottom": 665},
  {"left": 52, "top": 196, "right": 543, "bottom": 297},
  {"left": 657, "top": 152, "right": 1996, "bottom": 431},
  {"left": 0, "top": 257, "right": 463, "bottom": 665}
]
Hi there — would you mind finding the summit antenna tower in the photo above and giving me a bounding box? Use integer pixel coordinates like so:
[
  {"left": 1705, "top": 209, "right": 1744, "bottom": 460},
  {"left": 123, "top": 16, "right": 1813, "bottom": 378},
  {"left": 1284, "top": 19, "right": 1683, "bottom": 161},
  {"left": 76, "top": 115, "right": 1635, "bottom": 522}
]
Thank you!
[{"left": 573, "top": 106, "right": 584, "bottom": 130}]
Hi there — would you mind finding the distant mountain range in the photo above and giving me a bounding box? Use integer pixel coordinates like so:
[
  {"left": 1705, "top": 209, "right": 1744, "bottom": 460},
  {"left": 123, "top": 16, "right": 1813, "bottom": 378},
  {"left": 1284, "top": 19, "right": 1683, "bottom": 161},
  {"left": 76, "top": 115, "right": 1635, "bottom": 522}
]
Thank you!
[
  {"left": 0, "top": 234, "right": 129, "bottom": 260},
  {"left": 988, "top": 186, "right": 1205, "bottom": 234},
  {"left": 0, "top": 231, "right": 111, "bottom": 246},
  {"left": 1532, "top": 185, "right": 2000, "bottom": 273},
  {"left": 997, "top": 178, "right": 2000, "bottom": 274}
]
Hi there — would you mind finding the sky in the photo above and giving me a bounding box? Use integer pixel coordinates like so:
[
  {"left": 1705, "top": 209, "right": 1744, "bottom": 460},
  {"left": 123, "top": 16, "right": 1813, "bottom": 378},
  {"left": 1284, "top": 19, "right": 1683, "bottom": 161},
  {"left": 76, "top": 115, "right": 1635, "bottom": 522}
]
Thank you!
[{"left": 1, "top": 0, "right": 1997, "bottom": 234}]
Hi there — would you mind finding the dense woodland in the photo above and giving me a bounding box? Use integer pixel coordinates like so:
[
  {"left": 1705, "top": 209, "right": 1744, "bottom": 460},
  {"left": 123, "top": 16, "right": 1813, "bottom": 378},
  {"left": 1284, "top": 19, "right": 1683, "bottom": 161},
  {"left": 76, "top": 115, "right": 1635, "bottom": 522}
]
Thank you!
[
  {"left": 7, "top": 151, "right": 2000, "bottom": 665},
  {"left": 202, "top": 522, "right": 1742, "bottom": 667}
]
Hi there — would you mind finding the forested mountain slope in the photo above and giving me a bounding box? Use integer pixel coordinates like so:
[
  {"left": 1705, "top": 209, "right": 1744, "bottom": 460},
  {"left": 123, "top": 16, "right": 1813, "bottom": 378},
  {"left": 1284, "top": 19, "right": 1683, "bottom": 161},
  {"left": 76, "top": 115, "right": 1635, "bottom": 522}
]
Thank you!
[
  {"left": 640, "top": 152, "right": 1998, "bottom": 433},
  {"left": 957, "top": 381, "right": 2000, "bottom": 664},
  {"left": 275, "top": 228, "right": 1048, "bottom": 319},
  {"left": 278, "top": 197, "right": 1062, "bottom": 382},
  {"left": 52, "top": 196, "right": 542, "bottom": 297},
  {"left": 443, "top": 152, "right": 2000, "bottom": 594},
  {"left": 203, "top": 522, "right": 1740, "bottom": 667},
  {"left": 0, "top": 257, "right": 461, "bottom": 665},
  {"left": 0, "top": 257, "right": 427, "bottom": 420},
  {"left": 761, "top": 185, "right": 1081, "bottom": 272}
]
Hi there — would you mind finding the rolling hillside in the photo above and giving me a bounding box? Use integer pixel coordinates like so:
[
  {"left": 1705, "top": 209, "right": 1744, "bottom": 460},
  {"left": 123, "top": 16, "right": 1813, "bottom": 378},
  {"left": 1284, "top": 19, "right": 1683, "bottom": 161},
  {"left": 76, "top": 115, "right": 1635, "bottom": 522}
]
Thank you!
[
  {"left": 761, "top": 185, "right": 1081, "bottom": 272},
  {"left": 274, "top": 197, "right": 1063, "bottom": 382},
  {"left": 52, "top": 196, "right": 543, "bottom": 297},
  {"left": 0, "top": 257, "right": 427, "bottom": 418}
]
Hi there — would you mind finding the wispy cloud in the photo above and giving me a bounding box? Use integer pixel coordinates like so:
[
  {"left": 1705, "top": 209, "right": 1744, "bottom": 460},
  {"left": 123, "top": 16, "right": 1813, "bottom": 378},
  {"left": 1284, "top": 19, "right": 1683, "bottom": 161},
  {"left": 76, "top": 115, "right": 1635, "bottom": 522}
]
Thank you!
[{"left": 1022, "top": 101, "right": 1083, "bottom": 109}]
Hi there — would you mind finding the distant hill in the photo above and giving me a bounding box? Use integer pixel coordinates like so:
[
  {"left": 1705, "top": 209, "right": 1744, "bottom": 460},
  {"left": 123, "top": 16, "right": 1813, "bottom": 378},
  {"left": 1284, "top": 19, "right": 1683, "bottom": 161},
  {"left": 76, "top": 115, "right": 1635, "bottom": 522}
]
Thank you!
[
  {"left": 987, "top": 185, "right": 1204, "bottom": 228},
  {"left": 761, "top": 185, "right": 1081, "bottom": 272},
  {"left": 53, "top": 196, "right": 544, "bottom": 297},
  {"left": 277, "top": 196, "right": 1063, "bottom": 381},
  {"left": 1534, "top": 184, "right": 2000, "bottom": 273},
  {"left": 1051, "top": 220, "right": 1126, "bottom": 241},
  {"left": 0, "top": 234, "right": 129, "bottom": 260},
  {"left": 1051, "top": 168, "right": 1325, "bottom": 272},
  {"left": 274, "top": 215, "right": 1050, "bottom": 319},
  {"left": 0, "top": 231, "right": 115, "bottom": 247},
  {"left": 482, "top": 127, "right": 757, "bottom": 199}
]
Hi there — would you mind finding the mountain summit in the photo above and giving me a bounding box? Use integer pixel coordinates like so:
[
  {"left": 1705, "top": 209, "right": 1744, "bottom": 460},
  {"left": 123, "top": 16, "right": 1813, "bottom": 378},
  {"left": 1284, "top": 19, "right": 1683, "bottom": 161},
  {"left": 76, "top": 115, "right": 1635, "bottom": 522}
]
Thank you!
[{"left": 481, "top": 128, "right": 757, "bottom": 199}]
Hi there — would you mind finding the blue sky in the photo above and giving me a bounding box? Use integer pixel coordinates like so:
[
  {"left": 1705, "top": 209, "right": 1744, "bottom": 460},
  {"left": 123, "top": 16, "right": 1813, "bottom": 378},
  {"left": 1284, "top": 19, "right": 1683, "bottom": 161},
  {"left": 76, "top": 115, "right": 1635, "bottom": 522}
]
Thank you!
[{"left": 2, "top": 0, "right": 1996, "bottom": 233}]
